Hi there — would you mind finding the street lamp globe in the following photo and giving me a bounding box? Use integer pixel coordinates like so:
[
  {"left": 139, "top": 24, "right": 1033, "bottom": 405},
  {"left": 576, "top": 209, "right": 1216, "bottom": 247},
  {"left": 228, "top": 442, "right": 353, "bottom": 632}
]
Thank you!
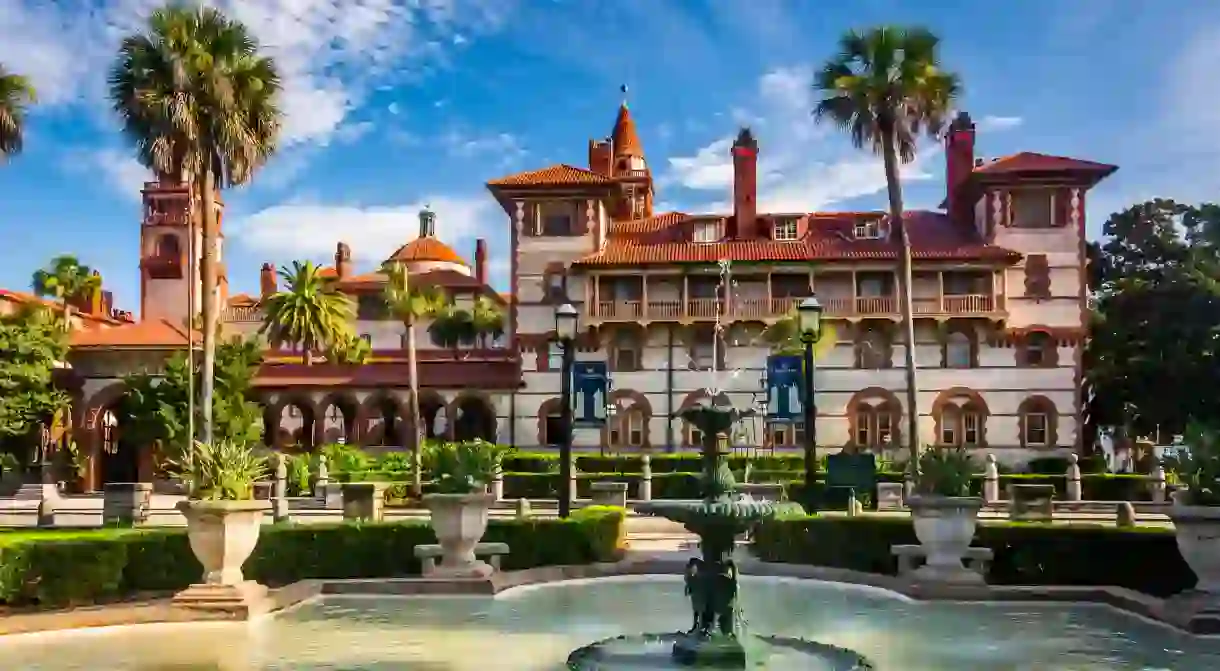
[
  {"left": 797, "top": 296, "right": 823, "bottom": 343},
  {"left": 554, "top": 303, "right": 579, "bottom": 340}
]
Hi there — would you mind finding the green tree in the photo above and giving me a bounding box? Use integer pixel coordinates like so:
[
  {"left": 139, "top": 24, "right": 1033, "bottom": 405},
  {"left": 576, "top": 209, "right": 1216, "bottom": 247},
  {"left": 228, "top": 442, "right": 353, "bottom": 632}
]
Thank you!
[
  {"left": 1086, "top": 199, "right": 1220, "bottom": 440},
  {"left": 324, "top": 332, "right": 372, "bottom": 365},
  {"left": 428, "top": 304, "right": 473, "bottom": 357},
  {"left": 123, "top": 335, "right": 265, "bottom": 464},
  {"left": 259, "top": 261, "right": 355, "bottom": 365},
  {"left": 109, "top": 4, "right": 282, "bottom": 446},
  {"left": 0, "top": 64, "right": 35, "bottom": 160},
  {"left": 383, "top": 262, "right": 448, "bottom": 497},
  {"left": 31, "top": 255, "right": 102, "bottom": 327},
  {"left": 0, "top": 306, "right": 71, "bottom": 461},
  {"left": 470, "top": 295, "right": 506, "bottom": 348},
  {"left": 814, "top": 26, "right": 961, "bottom": 473}
]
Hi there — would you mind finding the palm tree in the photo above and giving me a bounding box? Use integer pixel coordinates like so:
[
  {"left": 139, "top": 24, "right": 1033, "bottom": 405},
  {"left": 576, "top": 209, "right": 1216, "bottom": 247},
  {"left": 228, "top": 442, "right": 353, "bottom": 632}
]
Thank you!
[
  {"left": 813, "top": 26, "right": 961, "bottom": 474},
  {"left": 428, "top": 305, "right": 474, "bottom": 358},
  {"left": 470, "top": 296, "right": 506, "bottom": 348},
  {"left": 382, "top": 262, "right": 449, "bottom": 497},
  {"left": 32, "top": 255, "right": 103, "bottom": 329},
  {"left": 0, "top": 64, "right": 36, "bottom": 160},
  {"left": 109, "top": 5, "right": 282, "bottom": 446},
  {"left": 259, "top": 261, "right": 355, "bottom": 365}
]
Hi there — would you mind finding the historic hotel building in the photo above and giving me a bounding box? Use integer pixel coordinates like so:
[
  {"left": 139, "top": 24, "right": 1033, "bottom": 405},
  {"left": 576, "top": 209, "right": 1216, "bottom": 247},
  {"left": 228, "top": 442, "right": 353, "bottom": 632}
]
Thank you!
[{"left": 20, "top": 99, "right": 1113, "bottom": 490}]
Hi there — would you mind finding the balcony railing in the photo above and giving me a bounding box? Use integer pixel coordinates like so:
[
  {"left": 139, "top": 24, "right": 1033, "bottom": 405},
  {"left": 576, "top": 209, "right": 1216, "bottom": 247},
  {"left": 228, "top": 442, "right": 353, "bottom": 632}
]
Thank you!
[
  {"left": 223, "top": 306, "right": 263, "bottom": 323},
  {"left": 589, "top": 294, "right": 998, "bottom": 322}
]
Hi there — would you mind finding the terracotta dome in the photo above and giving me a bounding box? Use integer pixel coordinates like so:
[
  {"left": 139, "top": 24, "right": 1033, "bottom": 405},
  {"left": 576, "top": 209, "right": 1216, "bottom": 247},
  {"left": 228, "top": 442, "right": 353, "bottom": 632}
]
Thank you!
[{"left": 383, "top": 237, "right": 466, "bottom": 265}]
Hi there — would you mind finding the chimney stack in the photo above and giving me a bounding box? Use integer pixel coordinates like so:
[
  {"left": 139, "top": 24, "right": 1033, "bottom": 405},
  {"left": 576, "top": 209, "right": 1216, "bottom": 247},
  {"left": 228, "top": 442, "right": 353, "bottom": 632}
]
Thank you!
[
  {"left": 475, "top": 239, "right": 488, "bottom": 286},
  {"left": 945, "top": 111, "right": 976, "bottom": 222},
  {"left": 259, "top": 263, "right": 276, "bottom": 300},
  {"left": 731, "top": 128, "right": 759, "bottom": 240},
  {"left": 334, "top": 242, "right": 352, "bottom": 279},
  {"left": 588, "top": 138, "right": 612, "bottom": 176}
]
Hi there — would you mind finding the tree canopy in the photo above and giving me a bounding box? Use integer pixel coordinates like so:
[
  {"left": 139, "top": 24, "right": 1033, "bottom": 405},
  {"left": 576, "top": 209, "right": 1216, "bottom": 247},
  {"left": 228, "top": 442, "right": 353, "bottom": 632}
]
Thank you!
[
  {"left": 0, "top": 305, "right": 70, "bottom": 440},
  {"left": 259, "top": 261, "right": 356, "bottom": 364},
  {"left": 0, "top": 64, "right": 35, "bottom": 160},
  {"left": 1086, "top": 199, "right": 1220, "bottom": 439}
]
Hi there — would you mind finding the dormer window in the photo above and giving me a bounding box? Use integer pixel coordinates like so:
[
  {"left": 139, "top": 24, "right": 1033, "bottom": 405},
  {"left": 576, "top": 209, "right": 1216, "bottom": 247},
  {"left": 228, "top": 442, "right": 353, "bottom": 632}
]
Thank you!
[
  {"left": 693, "top": 221, "right": 721, "bottom": 243},
  {"left": 772, "top": 219, "right": 798, "bottom": 242},
  {"left": 1012, "top": 190, "right": 1057, "bottom": 228},
  {"left": 854, "top": 219, "right": 882, "bottom": 240}
]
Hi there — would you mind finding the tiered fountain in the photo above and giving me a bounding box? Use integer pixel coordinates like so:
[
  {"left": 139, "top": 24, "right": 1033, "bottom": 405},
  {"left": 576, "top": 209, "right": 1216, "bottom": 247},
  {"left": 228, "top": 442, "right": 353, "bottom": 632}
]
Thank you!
[{"left": 565, "top": 394, "right": 876, "bottom": 670}]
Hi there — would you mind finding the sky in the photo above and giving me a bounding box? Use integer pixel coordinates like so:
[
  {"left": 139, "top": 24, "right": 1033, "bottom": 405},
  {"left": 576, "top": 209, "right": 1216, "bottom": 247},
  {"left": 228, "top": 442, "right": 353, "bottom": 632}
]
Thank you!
[{"left": 2, "top": 0, "right": 1219, "bottom": 312}]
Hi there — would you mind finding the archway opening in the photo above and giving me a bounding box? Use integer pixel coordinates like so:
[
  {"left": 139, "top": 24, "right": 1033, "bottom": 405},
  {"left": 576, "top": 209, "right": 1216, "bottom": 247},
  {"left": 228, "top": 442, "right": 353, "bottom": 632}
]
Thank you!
[
  {"left": 420, "top": 393, "right": 447, "bottom": 441},
  {"left": 364, "top": 395, "right": 403, "bottom": 447},
  {"left": 319, "top": 396, "right": 358, "bottom": 445},
  {"left": 453, "top": 396, "right": 496, "bottom": 443},
  {"left": 273, "top": 400, "right": 316, "bottom": 451},
  {"left": 99, "top": 404, "right": 141, "bottom": 485}
]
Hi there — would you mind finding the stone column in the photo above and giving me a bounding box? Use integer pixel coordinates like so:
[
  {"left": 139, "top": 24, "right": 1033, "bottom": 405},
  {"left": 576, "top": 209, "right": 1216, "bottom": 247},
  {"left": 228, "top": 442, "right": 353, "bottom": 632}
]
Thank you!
[
  {"left": 1065, "top": 453, "right": 1082, "bottom": 502},
  {"left": 569, "top": 453, "right": 580, "bottom": 502},
  {"left": 102, "top": 482, "right": 152, "bottom": 526},
  {"left": 492, "top": 468, "right": 504, "bottom": 501},
  {"left": 1151, "top": 464, "right": 1168, "bottom": 503},
  {"left": 982, "top": 454, "right": 999, "bottom": 504},
  {"left": 315, "top": 455, "right": 329, "bottom": 500},
  {"left": 639, "top": 454, "right": 653, "bottom": 502},
  {"left": 272, "top": 453, "right": 290, "bottom": 524},
  {"left": 341, "top": 483, "right": 387, "bottom": 522}
]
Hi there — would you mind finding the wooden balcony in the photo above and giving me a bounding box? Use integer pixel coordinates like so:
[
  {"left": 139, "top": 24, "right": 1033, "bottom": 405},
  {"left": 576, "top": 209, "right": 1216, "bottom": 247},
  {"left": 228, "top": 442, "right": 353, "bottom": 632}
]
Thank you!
[{"left": 588, "top": 293, "right": 1001, "bottom": 323}]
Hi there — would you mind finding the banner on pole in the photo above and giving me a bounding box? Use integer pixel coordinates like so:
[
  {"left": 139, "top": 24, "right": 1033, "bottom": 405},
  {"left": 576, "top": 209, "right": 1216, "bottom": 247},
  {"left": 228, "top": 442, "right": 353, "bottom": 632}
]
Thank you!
[
  {"left": 765, "top": 354, "right": 803, "bottom": 423},
  {"left": 572, "top": 361, "right": 609, "bottom": 428}
]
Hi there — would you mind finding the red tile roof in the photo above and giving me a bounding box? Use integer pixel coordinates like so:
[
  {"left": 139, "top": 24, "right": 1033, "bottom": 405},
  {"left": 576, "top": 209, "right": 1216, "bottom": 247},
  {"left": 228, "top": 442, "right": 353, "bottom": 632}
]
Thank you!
[
  {"left": 573, "top": 211, "right": 1020, "bottom": 266},
  {"left": 227, "top": 293, "right": 260, "bottom": 307},
  {"left": 0, "top": 289, "right": 124, "bottom": 326},
  {"left": 974, "top": 152, "right": 1117, "bottom": 176},
  {"left": 70, "top": 319, "right": 199, "bottom": 349},
  {"left": 487, "top": 164, "right": 613, "bottom": 187},
  {"left": 611, "top": 103, "right": 644, "bottom": 158}
]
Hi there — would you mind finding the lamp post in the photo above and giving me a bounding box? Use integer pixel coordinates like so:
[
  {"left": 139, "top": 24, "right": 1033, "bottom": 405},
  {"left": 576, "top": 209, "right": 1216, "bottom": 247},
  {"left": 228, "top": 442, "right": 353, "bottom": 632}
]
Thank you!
[
  {"left": 604, "top": 403, "right": 618, "bottom": 457},
  {"left": 554, "top": 303, "right": 579, "bottom": 519},
  {"left": 798, "top": 296, "right": 824, "bottom": 509}
]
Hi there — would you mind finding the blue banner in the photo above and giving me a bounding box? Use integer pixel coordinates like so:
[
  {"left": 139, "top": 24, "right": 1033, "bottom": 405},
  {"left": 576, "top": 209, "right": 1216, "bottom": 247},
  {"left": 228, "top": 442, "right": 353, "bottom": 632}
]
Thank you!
[
  {"left": 765, "top": 354, "right": 803, "bottom": 423},
  {"left": 572, "top": 361, "right": 609, "bottom": 428}
]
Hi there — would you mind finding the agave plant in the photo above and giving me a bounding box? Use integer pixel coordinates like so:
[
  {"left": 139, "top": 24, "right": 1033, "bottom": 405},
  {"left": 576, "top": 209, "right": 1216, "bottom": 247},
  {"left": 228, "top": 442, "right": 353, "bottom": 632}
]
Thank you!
[
  {"left": 168, "top": 440, "right": 268, "bottom": 500},
  {"left": 422, "top": 439, "right": 509, "bottom": 494},
  {"left": 915, "top": 445, "right": 976, "bottom": 497},
  {"left": 1174, "top": 422, "right": 1220, "bottom": 506}
]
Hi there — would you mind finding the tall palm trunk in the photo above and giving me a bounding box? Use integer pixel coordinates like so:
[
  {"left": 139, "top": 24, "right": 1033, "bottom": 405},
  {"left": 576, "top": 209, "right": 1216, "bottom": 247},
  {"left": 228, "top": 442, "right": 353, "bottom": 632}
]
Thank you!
[
  {"left": 406, "top": 315, "right": 423, "bottom": 498},
  {"left": 198, "top": 169, "right": 219, "bottom": 446},
  {"left": 880, "top": 127, "right": 921, "bottom": 477}
]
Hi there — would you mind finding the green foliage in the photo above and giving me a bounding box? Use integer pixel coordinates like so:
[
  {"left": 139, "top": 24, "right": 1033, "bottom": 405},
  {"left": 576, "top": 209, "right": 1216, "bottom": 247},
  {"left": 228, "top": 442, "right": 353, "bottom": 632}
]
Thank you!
[
  {"left": 0, "top": 305, "right": 70, "bottom": 439},
  {"left": 0, "top": 508, "right": 625, "bottom": 607},
  {"left": 915, "top": 445, "right": 976, "bottom": 497},
  {"left": 1086, "top": 200, "right": 1220, "bottom": 437},
  {"left": 0, "top": 64, "right": 37, "bottom": 159},
  {"left": 259, "top": 261, "right": 356, "bottom": 361},
  {"left": 323, "top": 331, "right": 371, "bottom": 364},
  {"left": 1174, "top": 422, "right": 1220, "bottom": 506},
  {"left": 167, "top": 439, "right": 267, "bottom": 500},
  {"left": 753, "top": 515, "right": 1194, "bottom": 597},
  {"left": 122, "top": 336, "right": 264, "bottom": 462},
  {"left": 31, "top": 254, "right": 101, "bottom": 319},
  {"left": 423, "top": 439, "right": 510, "bottom": 494}
]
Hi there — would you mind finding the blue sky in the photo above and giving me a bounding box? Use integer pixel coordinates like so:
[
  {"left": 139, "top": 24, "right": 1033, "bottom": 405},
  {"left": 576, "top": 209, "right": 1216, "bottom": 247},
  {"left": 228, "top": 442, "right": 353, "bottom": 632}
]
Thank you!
[{"left": 2, "top": 0, "right": 1218, "bottom": 312}]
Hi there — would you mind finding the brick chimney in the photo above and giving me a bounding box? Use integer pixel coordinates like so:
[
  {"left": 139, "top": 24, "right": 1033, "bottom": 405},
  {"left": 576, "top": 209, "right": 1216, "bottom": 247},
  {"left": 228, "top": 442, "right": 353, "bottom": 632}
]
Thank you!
[
  {"left": 945, "top": 111, "right": 976, "bottom": 222},
  {"left": 475, "top": 239, "right": 488, "bottom": 285},
  {"left": 259, "top": 263, "right": 276, "bottom": 300},
  {"left": 588, "top": 138, "right": 613, "bottom": 177},
  {"left": 334, "top": 242, "right": 352, "bottom": 279},
  {"left": 732, "top": 128, "right": 759, "bottom": 240}
]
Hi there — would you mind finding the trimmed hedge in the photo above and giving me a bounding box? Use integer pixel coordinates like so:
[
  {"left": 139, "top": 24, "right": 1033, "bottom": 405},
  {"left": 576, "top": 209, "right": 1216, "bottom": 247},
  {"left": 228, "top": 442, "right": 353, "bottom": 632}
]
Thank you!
[
  {"left": 0, "top": 506, "right": 625, "bottom": 609},
  {"left": 753, "top": 515, "right": 1195, "bottom": 597}
]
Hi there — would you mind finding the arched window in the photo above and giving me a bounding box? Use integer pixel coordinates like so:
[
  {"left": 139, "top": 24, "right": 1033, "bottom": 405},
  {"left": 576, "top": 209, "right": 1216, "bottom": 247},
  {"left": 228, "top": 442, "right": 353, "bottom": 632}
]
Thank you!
[
  {"left": 938, "top": 405, "right": 984, "bottom": 447},
  {"left": 856, "top": 329, "right": 891, "bottom": 369},
  {"left": 852, "top": 401, "right": 898, "bottom": 450},
  {"left": 1021, "top": 332, "right": 1056, "bottom": 368},
  {"left": 611, "top": 331, "right": 642, "bottom": 372},
  {"left": 1018, "top": 396, "right": 1059, "bottom": 448},
  {"left": 610, "top": 408, "right": 645, "bottom": 448},
  {"left": 944, "top": 331, "right": 973, "bottom": 368},
  {"left": 154, "top": 233, "right": 180, "bottom": 259}
]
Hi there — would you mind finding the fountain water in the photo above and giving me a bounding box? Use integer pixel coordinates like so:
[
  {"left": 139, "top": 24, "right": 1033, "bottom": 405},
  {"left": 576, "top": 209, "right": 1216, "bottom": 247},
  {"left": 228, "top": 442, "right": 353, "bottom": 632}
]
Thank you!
[{"left": 566, "top": 268, "right": 873, "bottom": 669}]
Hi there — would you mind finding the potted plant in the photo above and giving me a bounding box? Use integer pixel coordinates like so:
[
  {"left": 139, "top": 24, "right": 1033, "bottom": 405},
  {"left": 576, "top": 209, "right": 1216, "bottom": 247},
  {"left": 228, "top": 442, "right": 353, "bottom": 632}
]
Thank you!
[
  {"left": 169, "top": 439, "right": 269, "bottom": 612},
  {"left": 1168, "top": 422, "right": 1220, "bottom": 598},
  {"left": 906, "top": 445, "right": 983, "bottom": 583},
  {"left": 421, "top": 439, "right": 508, "bottom": 578}
]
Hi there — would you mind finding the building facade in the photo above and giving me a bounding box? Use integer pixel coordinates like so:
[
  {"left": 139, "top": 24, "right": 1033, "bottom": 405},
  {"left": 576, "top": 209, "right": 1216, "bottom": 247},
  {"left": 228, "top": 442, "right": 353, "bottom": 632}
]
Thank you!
[{"left": 15, "top": 100, "right": 1114, "bottom": 491}]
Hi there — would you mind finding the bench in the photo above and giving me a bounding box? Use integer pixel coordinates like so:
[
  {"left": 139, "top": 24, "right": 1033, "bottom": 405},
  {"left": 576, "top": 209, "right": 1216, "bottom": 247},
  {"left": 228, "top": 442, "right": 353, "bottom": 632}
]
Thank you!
[
  {"left": 414, "top": 542, "right": 511, "bottom": 576},
  {"left": 891, "top": 544, "right": 994, "bottom": 577}
]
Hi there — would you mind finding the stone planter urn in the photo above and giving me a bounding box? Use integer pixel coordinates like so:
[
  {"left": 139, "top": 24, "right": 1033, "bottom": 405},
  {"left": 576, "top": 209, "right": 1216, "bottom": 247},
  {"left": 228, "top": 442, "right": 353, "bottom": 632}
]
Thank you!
[
  {"left": 907, "top": 495, "right": 984, "bottom": 584},
  {"left": 423, "top": 492, "right": 497, "bottom": 578},
  {"left": 172, "top": 499, "right": 271, "bottom": 617},
  {"left": 1169, "top": 503, "right": 1220, "bottom": 595}
]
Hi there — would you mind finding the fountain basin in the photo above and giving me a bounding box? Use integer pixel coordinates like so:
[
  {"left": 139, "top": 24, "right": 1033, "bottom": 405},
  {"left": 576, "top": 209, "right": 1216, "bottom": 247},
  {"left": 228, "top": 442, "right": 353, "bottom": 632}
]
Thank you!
[{"left": 4, "top": 575, "right": 1220, "bottom": 670}]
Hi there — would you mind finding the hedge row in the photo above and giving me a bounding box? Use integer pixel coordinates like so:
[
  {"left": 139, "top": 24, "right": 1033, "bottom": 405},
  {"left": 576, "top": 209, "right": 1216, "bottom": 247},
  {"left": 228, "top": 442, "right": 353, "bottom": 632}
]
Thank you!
[
  {"left": 753, "top": 515, "right": 1194, "bottom": 597},
  {"left": 0, "top": 507, "right": 625, "bottom": 608}
]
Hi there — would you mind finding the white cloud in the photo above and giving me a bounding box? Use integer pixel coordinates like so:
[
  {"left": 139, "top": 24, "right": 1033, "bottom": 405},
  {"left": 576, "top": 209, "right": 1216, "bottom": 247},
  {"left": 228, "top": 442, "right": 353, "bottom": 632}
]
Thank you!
[
  {"left": 60, "top": 148, "right": 153, "bottom": 200},
  {"left": 442, "top": 130, "right": 526, "bottom": 160},
  {"left": 977, "top": 115, "right": 1024, "bottom": 132},
  {"left": 227, "top": 195, "right": 501, "bottom": 265},
  {"left": 662, "top": 65, "right": 938, "bottom": 213},
  {"left": 2, "top": 0, "right": 512, "bottom": 147}
]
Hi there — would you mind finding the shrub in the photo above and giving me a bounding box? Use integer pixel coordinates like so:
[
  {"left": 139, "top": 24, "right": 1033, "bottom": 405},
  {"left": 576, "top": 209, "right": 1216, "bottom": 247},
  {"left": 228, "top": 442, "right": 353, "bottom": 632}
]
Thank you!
[
  {"left": 0, "top": 508, "right": 625, "bottom": 608},
  {"left": 753, "top": 515, "right": 1195, "bottom": 597}
]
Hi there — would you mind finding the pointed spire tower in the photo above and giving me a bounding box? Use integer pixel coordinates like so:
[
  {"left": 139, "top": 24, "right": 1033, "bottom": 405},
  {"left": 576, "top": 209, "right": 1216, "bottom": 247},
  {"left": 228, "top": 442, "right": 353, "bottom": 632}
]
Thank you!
[{"left": 607, "top": 85, "right": 653, "bottom": 220}]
